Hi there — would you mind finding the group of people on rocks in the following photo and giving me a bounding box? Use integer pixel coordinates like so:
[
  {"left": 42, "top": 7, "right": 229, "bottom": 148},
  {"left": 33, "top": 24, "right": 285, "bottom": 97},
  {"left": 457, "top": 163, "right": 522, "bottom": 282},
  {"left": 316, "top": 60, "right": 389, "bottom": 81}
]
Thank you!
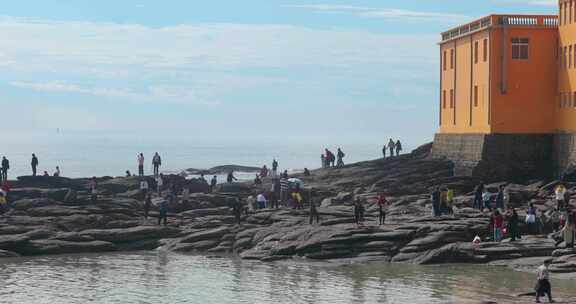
[
  {"left": 430, "top": 187, "right": 455, "bottom": 217},
  {"left": 135, "top": 152, "right": 162, "bottom": 177},
  {"left": 382, "top": 139, "right": 403, "bottom": 158},
  {"left": 321, "top": 148, "right": 345, "bottom": 168}
]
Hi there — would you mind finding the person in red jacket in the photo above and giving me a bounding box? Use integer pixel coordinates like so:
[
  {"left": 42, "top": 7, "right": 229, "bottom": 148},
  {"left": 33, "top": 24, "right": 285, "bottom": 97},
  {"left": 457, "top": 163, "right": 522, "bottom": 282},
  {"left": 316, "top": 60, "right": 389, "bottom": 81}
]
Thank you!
[
  {"left": 492, "top": 210, "right": 504, "bottom": 242},
  {"left": 377, "top": 193, "right": 388, "bottom": 225}
]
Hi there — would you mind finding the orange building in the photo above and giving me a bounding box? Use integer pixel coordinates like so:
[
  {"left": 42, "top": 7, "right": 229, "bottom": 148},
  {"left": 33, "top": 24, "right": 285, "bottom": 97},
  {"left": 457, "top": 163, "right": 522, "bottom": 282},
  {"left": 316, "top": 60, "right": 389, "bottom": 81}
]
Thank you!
[
  {"left": 439, "top": 15, "right": 558, "bottom": 134},
  {"left": 432, "top": 4, "right": 576, "bottom": 182}
]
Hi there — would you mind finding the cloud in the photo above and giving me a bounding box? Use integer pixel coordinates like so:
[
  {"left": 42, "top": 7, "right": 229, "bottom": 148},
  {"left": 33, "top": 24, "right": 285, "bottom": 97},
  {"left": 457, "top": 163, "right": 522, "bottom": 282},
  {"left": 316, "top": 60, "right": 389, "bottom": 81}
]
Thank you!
[{"left": 284, "top": 4, "right": 472, "bottom": 21}]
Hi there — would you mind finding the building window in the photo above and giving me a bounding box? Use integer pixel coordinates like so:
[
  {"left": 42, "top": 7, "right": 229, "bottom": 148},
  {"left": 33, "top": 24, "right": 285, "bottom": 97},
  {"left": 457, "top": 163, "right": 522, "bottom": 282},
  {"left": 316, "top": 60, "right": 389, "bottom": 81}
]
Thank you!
[
  {"left": 474, "top": 41, "right": 479, "bottom": 64},
  {"left": 512, "top": 38, "right": 529, "bottom": 60},
  {"left": 443, "top": 51, "right": 447, "bottom": 71},
  {"left": 483, "top": 39, "right": 488, "bottom": 62},
  {"left": 443, "top": 90, "right": 446, "bottom": 109},
  {"left": 568, "top": 46, "right": 572, "bottom": 69},
  {"left": 450, "top": 49, "right": 454, "bottom": 69},
  {"left": 450, "top": 89, "right": 454, "bottom": 108},
  {"left": 474, "top": 86, "right": 478, "bottom": 107}
]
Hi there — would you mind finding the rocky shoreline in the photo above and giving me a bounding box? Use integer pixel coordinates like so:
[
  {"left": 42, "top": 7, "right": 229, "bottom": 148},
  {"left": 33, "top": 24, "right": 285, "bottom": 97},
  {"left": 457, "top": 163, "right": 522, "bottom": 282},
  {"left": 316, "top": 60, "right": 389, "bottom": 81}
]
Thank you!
[{"left": 1, "top": 143, "right": 575, "bottom": 283}]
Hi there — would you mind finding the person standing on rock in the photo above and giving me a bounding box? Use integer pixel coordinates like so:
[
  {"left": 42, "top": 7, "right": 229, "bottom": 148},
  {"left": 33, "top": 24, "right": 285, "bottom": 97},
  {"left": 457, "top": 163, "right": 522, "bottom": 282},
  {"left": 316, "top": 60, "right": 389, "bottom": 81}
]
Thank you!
[
  {"left": 144, "top": 193, "right": 152, "bottom": 221},
  {"left": 1, "top": 156, "right": 9, "bottom": 181},
  {"left": 446, "top": 187, "right": 455, "bottom": 215},
  {"left": 496, "top": 185, "right": 506, "bottom": 210},
  {"left": 158, "top": 195, "right": 170, "bottom": 226},
  {"left": 431, "top": 187, "right": 441, "bottom": 217},
  {"left": 353, "top": 197, "right": 365, "bottom": 226},
  {"left": 210, "top": 175, "right": 217, "bottom": 192},
  {"left": 140, "top": 178, "right": 149, "bottom": 199},
  {"left": 232, "top": 200, "right": 243, "bottom": 224},
  {"left": 260, "top": 165, "right": 269, "bottom": 178},
  {"left": 557, "top": 214, "right": 574, "bottom": 248},
  {"left": 507, "top": 208, "right": 520, "bottom": 241},
  {"left": 54, "top": 166, "right": 61, "bottom": 177},
  {"left": 31, "top": 154, "right": 39, "bottom": 176},
  {"left": 534, "top": 259, "right": 554, "bottom": 303},
  {"left": 336, "top": 148, "right": 345, "bottom": 167},
  {"left": 309, "top": 197, "right": 320, "bottom": 225},
  {"left": 526, "top": 203, "right": 538, "bottom": 235},
  {"left": 473, "top": 182, "right": 484, "bottom": 210},
  {"left": 89, "top": 177, "right": 98, "bottom": 203},
  {"left": 492, "top": 210, "right": 504, "bottom": 242},
  {"left": 137, "top": 153, "right": 145, "bottom": 177},
  {"left": 382, "top": 144, "right": 386, "bottom": 159},
  {"left": 152, "top": 152, "right": 161, "bottom": 177},
  {"left": 272, "top": 159, "right": 279, "bottom": 175},
  {"left": 555, "top": 183, "right": 567, "bottom": 211},
  {"left": 227, "top": 171, "right": 237, "bottom": 183},
  {"left": 156, "top": 174, "right": 164, "bottom": 196},
  {"left": 280, "top": 176, "right": 289, "bottom": 205},
  {"left": 377, "top": 193, "right": 388, "bottom": 225},
  {"left": 395, "top": 140, "right": 402, "bottom": 157},
  {"left": 387, "top": 139, "right": 395, "bottom": 158}
]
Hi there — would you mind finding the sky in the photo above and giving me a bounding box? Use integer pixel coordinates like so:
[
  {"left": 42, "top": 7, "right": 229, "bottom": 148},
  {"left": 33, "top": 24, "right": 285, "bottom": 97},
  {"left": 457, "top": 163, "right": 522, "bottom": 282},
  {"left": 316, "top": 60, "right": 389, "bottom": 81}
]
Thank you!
[{"left": 0, "top": 0, "right": 558, "bottom": 145}]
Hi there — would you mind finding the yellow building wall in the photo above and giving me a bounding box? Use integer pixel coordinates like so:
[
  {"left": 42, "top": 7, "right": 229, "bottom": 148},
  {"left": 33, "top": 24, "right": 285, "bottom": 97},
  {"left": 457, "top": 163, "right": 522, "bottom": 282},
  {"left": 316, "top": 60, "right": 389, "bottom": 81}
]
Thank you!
[{"left": 558, "top": 0, "right": 576, "bottom": 131}]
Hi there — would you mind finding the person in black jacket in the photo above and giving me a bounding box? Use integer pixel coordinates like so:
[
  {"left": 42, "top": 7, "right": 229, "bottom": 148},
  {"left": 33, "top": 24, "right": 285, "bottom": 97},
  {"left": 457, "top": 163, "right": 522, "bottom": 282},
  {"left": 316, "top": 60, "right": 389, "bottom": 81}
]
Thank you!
[
  {"left": 1, "top": 157, "right": 9, "bottom": 181},
  {"left": 31, "top": 154, "right": 39, "bottom": 176}
]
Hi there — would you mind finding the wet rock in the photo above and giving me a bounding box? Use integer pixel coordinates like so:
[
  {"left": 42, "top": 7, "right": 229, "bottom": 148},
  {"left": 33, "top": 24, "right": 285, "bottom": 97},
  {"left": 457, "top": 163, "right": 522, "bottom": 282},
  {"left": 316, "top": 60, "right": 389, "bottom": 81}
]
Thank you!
[
  {"left": 21, "top": 240, "right": 117, "bottom": 255},
  {"left": 79, "top": 226, "right": 180, "bottom": 244}
]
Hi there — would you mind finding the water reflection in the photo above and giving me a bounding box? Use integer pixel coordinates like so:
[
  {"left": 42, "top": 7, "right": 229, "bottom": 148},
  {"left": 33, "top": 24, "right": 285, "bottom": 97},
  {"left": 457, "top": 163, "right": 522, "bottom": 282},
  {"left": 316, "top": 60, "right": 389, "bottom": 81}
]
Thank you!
[{"left": 0, "top": 252, "right": 573, "bottom": 304}]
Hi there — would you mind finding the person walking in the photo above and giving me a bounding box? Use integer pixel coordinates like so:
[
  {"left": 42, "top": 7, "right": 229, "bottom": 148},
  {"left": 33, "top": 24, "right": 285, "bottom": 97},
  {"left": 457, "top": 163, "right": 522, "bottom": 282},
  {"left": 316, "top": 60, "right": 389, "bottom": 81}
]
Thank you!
[
  {"left": 138, "top": 153, "right": 145, "bottom": 177},
  {"left": 387, "top": 139, "right": 395, "bottom": 158},
  {"left": 473, "top": 182, "right": 484, "bottom": 210},
  {"left": 31, "top": 154, "right": 39, "bottom": 176},
  {"left": 89, "top": 177, "right": 98, "bottom": 203},
  {"left": 534, "top": 260, "right": 554, "bottom": 303},
  {"left": 152, "top": 152, "right": 162, "bottom": 177},
  {"left": 395, "top": 140, "right": 402, "bottom": 156},
  {"left": 1, "top": 157, "right": 9, "bottom": 181},
  {"left": 336, "top": 148, "right": 345, "bottom": 167},
  {"left": 377, "top": 193, "right": 388, "bottom": 225},
  {"left": 431, "top": 187, "right": 441, "bottom": 217}
]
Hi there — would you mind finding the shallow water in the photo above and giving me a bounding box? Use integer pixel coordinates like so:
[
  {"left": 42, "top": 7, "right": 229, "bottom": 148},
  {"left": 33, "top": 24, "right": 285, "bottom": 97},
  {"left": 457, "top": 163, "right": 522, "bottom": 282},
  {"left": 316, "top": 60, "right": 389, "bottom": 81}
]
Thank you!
[{"left": 0, "top": 252, "right": 574, "bottom": 304}]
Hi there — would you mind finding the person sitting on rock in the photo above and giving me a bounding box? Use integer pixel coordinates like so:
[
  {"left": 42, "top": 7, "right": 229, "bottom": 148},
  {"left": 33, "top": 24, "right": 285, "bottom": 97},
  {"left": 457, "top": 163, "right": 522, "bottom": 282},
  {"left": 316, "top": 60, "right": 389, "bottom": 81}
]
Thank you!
[
  {"left": 43, "top": 171, "right": 49, "bottom": 177},
  {"left": 256, "top": 193, "right": 267, "bottom": 210},
  {"left": 126, "top": 170, "right": 132, "bottom": 177}
]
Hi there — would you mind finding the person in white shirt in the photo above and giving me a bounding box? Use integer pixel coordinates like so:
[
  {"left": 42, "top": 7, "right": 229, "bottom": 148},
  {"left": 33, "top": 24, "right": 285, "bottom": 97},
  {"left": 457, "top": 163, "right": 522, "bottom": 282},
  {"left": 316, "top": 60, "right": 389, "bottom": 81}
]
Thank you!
[
  {"left": 256, "top": 193, "right": 267, "bottom": 210},
  {"left": 137, "top": 153, "right": 145, "bottom": 177}
]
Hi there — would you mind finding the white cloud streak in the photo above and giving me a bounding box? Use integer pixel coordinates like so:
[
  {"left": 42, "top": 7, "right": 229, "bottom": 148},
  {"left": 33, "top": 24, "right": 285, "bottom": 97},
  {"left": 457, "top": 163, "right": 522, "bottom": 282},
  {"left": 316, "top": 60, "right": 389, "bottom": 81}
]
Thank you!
[{"left": 284, "top": 4, "right": 472, "bottom": 21}]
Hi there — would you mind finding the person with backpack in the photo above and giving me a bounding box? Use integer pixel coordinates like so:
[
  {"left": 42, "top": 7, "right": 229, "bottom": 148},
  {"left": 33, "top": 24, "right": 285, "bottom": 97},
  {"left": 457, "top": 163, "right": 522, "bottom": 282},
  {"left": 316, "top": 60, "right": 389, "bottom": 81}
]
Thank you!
[
  {"left": 31, "top": 154, "right": 39, "bottom": 176},
  {"left": 336, "top": 148, "right": 345, "bottom": 167},
  {"left": 1, "top": 157, "right": 9, "bottom": 181},
  {"left": 137, "top": 153, "right": 145, "bottom": 177},
  {"left": 152, "top": 152, "right": 162, "bottom": 177},
  {"left": 395, "top": 140, "right": 403, "bottom": 156}
]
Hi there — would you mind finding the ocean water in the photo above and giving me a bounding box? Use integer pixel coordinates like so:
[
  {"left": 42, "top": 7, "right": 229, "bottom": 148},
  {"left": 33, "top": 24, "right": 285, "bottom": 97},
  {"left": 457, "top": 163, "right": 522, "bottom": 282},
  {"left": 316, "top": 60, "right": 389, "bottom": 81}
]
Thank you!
[
  {"left": 0, "top": 134, "right": 400, "bottom": 179},
  {"left": 0, "top": 252, "right": 574, "bottom": 304}
]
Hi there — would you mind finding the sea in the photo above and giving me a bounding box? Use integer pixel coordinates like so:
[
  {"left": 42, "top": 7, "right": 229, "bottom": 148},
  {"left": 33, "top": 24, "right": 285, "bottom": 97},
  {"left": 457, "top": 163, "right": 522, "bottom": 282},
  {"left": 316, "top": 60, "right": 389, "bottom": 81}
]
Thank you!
[{"left": 1, "top": 134, "right": 401, "bottom": 180}]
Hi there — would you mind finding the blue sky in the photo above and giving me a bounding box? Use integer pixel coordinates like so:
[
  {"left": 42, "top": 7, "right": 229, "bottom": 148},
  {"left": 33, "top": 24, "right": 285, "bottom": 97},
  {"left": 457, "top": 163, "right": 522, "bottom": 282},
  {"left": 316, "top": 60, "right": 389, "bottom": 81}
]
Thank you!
[{"left": 0, "top": 0, "right": 557, "bottom": 145}]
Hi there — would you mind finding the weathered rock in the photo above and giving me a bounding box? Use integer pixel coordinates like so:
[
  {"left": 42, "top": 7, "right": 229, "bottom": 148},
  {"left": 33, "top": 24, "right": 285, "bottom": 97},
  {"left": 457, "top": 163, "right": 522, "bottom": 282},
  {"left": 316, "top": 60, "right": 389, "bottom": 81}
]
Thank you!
[
  {"left": 79, "top": 226, "right": 181, "bottom": 243},
  {"left": 21, "top": 240, "right": 117, "bottom": 255}
]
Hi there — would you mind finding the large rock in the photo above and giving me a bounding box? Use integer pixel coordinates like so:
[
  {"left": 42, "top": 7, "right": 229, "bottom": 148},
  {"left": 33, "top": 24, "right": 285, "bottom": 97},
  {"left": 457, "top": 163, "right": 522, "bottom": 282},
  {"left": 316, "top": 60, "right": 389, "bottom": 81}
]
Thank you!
[
  {"left": 79, "top": 226, "right": 181, "bottom": 243},
  {"left": 20, "top": 240, "right": 117, "bottom": 255}
]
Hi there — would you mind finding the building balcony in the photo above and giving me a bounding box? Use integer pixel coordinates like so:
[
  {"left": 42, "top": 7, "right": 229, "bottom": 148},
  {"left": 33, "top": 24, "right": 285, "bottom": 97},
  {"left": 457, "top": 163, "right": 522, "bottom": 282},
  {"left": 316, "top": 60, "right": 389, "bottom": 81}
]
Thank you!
[{"left": 441, "top": 15, "right": 559, "bottom": 43}]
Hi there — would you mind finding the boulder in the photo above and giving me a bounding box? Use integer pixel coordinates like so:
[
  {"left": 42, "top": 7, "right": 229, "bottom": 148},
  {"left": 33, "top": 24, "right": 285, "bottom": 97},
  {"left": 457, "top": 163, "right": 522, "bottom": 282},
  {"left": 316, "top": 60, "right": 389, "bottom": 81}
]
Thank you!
[{"left": 79, "top": 226, "right": 181, "bottom": 243}]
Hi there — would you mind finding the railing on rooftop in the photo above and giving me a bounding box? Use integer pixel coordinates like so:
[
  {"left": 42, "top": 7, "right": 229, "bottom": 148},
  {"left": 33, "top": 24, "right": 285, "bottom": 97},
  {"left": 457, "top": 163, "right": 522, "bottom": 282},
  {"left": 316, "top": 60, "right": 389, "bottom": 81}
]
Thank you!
[{"left": 441, "top": 15, "right": 558, "bottom": 42}]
